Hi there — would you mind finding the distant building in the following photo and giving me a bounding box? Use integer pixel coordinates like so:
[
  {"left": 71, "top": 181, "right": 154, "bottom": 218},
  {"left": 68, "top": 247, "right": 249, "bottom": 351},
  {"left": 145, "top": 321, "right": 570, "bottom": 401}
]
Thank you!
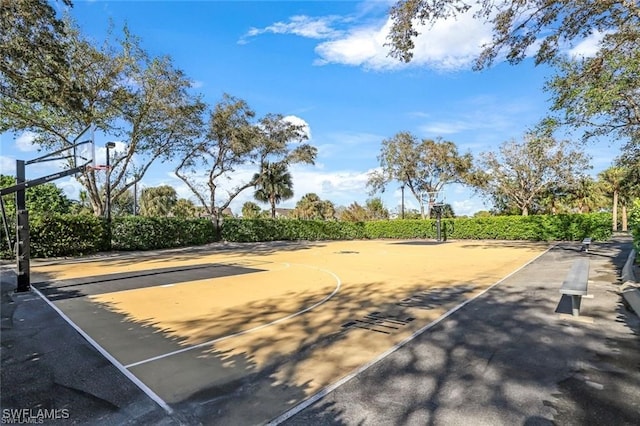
[{"left": 274, "top": 208, "right": 293, "bottom": 218}]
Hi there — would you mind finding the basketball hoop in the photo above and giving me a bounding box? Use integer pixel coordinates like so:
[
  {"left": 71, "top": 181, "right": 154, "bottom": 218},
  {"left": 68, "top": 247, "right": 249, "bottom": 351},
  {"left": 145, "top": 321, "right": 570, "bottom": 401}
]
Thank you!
[
  {"left": 422, "top": 190, "right": 446, "bottom": 207},
  {"left": 88, "top": 164, "right": 110, "bottom": 171}
]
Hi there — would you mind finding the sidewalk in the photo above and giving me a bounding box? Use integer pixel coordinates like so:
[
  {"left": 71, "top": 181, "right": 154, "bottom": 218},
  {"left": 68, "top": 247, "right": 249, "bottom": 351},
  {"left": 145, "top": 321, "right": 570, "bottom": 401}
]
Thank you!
[
  {"left": 0, "top": 268, "right": 179, "bottom": 425},
  {"left": 283, "top": 236, "right": 640, "bottom": 425}
]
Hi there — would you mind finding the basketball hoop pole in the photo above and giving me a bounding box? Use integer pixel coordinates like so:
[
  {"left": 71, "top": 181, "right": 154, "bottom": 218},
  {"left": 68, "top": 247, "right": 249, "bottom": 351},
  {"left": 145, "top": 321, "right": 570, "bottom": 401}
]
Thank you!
[{"left": 16, "top": 160, "right": 30, "bottom": 292}]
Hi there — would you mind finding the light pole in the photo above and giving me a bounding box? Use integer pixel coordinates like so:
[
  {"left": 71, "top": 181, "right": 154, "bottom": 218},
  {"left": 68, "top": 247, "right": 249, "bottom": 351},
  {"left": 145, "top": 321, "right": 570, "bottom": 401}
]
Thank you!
[
  {"left": 105, "top": 142, "right": 116, "bottom": 249},
  {"left": 401, "top": 184, "right": 405, "bottom": 219},
  {"left": 133, "top": 173, "right": 139, "bottom": 216}
]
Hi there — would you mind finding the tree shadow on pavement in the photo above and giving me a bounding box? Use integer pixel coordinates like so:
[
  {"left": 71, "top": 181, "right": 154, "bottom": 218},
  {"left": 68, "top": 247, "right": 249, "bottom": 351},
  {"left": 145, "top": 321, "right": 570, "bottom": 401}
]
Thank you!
[{"left": 282, "top": 240, "right": 640, "bottom": 425}]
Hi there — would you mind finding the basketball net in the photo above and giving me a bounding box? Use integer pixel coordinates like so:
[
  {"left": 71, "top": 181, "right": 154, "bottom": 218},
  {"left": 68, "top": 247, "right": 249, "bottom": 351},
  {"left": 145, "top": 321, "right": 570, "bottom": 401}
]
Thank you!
[{"left": 86, "top": 164, "right": 110, "bottom": 171}]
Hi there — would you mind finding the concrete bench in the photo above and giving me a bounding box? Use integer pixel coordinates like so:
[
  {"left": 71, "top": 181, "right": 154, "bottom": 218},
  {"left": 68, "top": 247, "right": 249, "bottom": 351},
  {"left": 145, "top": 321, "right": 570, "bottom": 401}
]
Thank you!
[
  {"left": 559, "top": 258, "right": 590, "bottom": 316},
  {"left": 581, "top": 237, "right": 592, "bottom": 252}
]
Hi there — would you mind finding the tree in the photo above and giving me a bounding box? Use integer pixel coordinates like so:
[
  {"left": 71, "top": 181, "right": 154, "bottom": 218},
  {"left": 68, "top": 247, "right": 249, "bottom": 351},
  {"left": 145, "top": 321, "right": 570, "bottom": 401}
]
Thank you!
[
  {"left": 545, "top": 37, "right": 640, "bottom": 145},
  {"left": 365, "top": 197, "right": 390, "bottom": 220},
  {"left": 174, "top": 94, "right": 258, "bottom": 229},
  {"left": 172, "top": 198, "right": 197, "bottom": 218},
  {"left": 430, "top": 203, "right": 455, "bottom": 218},
  {"left": 70, "top": 190, "right": 93, "bottom": 215},
  {"left": 368, "top": 132, "right": 472, "bottom": 218},
  {"left": 617, "top": 152, "right": 640, "bottom": 232},
  {"left": 387, "top": 0, "right": 638, "bottom": 69},
  {"left": 0, "top": 175, "right": 72, "bottom": 218},
  {"left": 2, "top": 16, "right": 205, "bottom": 216},
  {"left": 255, "top": 113, "right": 316, "bottom": 166},
  {"left": 387, "top": 1, "right": 640, "bottom": 149},
  {"left": 599, "top": 166, "right": 628, "bottom": 231},
  {"left": 292, "top": 193, "right": 335, "bottom": 220},
  {"left": 339, "top": 202, "right": 368, "bottom": 222},
  {"left": 241, "top": 201, "right": 263, "bottom": 219},
  {"left": 567, "top": 176, "right": 606, "bottom": 214},
  {"left": 339, "top": 198, "right": 390, "bottom": 221},
  {"left": 473, "top": 210, "right": 493, "bottom": 218},
  {"left": 111, "top": 189, "right": 134, "bottom": 216},
  {"left": 174, "top": 94, "right": 316, "bottom": 232},
  {"left": 1, "top": 0, "right": 79, "bottom": 114},
  {"left": 139, "top": 185, "right": 177, "bottom": 217},
  {"left": 473, "top": 134, "right": 591, "bottom": 216},
  {"left": 253, "top": 161, "right": 294, "bottom": 218}
]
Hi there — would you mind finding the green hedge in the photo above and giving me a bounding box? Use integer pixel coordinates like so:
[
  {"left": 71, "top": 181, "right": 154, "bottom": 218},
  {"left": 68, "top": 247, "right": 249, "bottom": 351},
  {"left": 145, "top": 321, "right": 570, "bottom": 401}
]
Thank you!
[
  {"left": 630, "top": 199, "right": 640, "bottom": 256},
  {"left": 111, "top": 216, "right": 217, "bottom": 251},
  {"left": 441, "top": 213, "right": 612, "bottom": 241},
  {"left": 1, "top": 215, "right": 218, "bottom": 259},
  {"left": 221, "top": 218, "right": 366, "bottom": 242},
  {"left": 223, "top": 213, "right": 612, "bottom": 243},
  {"left": 0, "top": 212, "right": 613, "bottom": 259},
  {"left": 29, "top": 214, "right": 107, "bottom": 258}
]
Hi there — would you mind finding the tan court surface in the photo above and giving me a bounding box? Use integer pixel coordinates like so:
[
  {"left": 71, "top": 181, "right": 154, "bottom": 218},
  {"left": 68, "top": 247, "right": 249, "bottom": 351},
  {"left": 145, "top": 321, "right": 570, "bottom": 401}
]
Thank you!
[{"left": 32, "top": 239, "right": 548, "bottom": 414}]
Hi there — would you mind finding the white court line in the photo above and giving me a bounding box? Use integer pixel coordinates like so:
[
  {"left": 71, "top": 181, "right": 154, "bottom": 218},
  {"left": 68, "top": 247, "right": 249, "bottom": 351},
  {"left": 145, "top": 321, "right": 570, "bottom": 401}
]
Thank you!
[
  {"left": 267, "top": 245, "right": 555, "bottom": 425},
  {"left": 125, "top": 263, "right": 342, "bottom": 369},
  {"left": 29, "top": 286, "right": 174, "bottom": 415}
]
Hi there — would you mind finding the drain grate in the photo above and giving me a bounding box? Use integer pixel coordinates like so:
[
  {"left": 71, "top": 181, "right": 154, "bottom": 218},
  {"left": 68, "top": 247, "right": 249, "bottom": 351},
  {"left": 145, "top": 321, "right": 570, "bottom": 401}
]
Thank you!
[{"left": 342, "top": 311, "right": 414, "bottom": 334}]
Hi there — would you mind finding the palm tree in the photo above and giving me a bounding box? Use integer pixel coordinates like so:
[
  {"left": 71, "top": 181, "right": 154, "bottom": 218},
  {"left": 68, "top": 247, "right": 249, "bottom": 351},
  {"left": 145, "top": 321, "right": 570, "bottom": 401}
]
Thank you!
[
  {"left": 569, "top": 176, "right": 605, "bottom": 213},
  {"left": 292, "top": 193, "right": 335, "bottom": 220},
  {"left": 139, "top": 185, "right": 177, "bottom": 217},
  {"left": 241, "top": 201, "right": 263, "bottom": 219},
  {"left": 599, "top": 166, "right": 627, "bottom": 231},
  {"left": 253, "top": 161, "right": 294, "bottom": 218}
]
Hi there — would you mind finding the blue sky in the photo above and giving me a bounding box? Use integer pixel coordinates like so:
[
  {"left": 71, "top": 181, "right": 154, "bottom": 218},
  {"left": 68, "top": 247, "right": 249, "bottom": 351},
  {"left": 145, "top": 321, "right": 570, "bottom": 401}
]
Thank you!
[{"left": 0, "top": 0, "right": 623, "bottom": 216}]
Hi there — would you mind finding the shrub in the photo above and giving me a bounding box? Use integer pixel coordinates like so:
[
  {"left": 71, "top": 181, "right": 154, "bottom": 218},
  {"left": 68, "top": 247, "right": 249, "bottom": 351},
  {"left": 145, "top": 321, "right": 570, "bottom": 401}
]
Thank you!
[
  {"left": 29, "top": 214, "right": 107, "bottom": 257},
  {"left": 221, "top": 213, "right": 611, "bottom": 243},
  {"left": 111, "top": 216, "right": 217, "bottom": 250},
  {"left": 629, "top": 199, "right": 640, "bottom": 255},
  {"left": 365, "top": 214, "right": 611, "bottom": 241},
  {"left": 221, "top": 218, "right": 366, "bottom": 242},
  {"left": 0, "top": 212, "right": 614, "bottom": 259}
]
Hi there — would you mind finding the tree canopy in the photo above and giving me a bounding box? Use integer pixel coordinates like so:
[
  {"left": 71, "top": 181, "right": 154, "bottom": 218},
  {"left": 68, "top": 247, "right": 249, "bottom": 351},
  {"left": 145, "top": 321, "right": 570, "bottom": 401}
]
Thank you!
[
  {"left": 472, "top": 133, "right": 591, "bottom": 215},
  {"left": 368, "top": 132, "right": 472, "bottom": 218},
  {"left": 339, "top": 197, "right": 390, "bottom": 222},
  {"left": 292, "top": 193, "right": 335, "bottom": 220},
  {"left": 387, "top": 0, "right": 639, "bottom": 69},
  {"left": 2, "top": 13, "right": 205, "bottom": 216},
  {"left": 174, "top": 94, "right": 316, "bottom": 228},
  {"left": 1, "top": 0, "right": 78, "bottom": 115},
  {"left": 387, "top": 1, "right": 640, "bottom": 149},
  {"left": 0, "top": 175, "right": 72, "bottom": 219},
  {"left": 139, "top": 185, "right": 177, "bottom": 217}
]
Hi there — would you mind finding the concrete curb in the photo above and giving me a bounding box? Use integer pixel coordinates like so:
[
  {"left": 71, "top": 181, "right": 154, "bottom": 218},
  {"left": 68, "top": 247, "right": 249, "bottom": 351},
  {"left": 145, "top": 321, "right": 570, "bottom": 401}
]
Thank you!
[
  {"left": 621, "top": 248, "right": 637, "bottom": 284},
  {"left": 620, "top": 249, "right": 640, "bottom": 317}
]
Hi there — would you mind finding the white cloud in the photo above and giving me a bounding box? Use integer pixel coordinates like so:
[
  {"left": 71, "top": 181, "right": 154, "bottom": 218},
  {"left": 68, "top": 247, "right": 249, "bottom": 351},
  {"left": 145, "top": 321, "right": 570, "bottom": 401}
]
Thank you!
[
  {"left": 283, "top": 115, "right": 312, "bottom": 140},
  {"left": 240, "top": 15, "right": 345, "bottom": 44},
  {"left": 417, "top": 96, "right": 535, "bottom": 142},
  {"left": 452, "top": 198, "right": 485, "bottom": 217},
  {"left": 0, "top": 156, "right": 16, "bottom": 175},
  {"left": 242, "top": 6, "right": 492, "bottom": 71},
  {"left": 57, "top": 177, "right": 84, "bottom": 201},
  {"left": 15, "top": 132, "right": 38, "bottom": 152},
  {"left": 568, "top": 30, "right": 610, "bottom": 58},
  {"left": 317, "top": 13, "right": 492, "bottom": 71}
]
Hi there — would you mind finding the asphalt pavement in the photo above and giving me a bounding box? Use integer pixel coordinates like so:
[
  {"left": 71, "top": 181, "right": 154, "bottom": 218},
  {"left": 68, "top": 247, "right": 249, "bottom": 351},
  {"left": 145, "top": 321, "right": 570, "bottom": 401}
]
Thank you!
[
  {"left": 1, "top": 235, "right": 639, "bottom": 425},
  {"left": 282, "top": 236, "right": 640, "bottom": 425}
]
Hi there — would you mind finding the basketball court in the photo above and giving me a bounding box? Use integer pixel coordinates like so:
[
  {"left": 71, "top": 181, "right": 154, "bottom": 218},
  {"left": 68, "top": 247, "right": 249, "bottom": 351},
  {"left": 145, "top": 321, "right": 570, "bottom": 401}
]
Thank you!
[{"left": 29, "top": 239, "right": 549, "bottom": 423}]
